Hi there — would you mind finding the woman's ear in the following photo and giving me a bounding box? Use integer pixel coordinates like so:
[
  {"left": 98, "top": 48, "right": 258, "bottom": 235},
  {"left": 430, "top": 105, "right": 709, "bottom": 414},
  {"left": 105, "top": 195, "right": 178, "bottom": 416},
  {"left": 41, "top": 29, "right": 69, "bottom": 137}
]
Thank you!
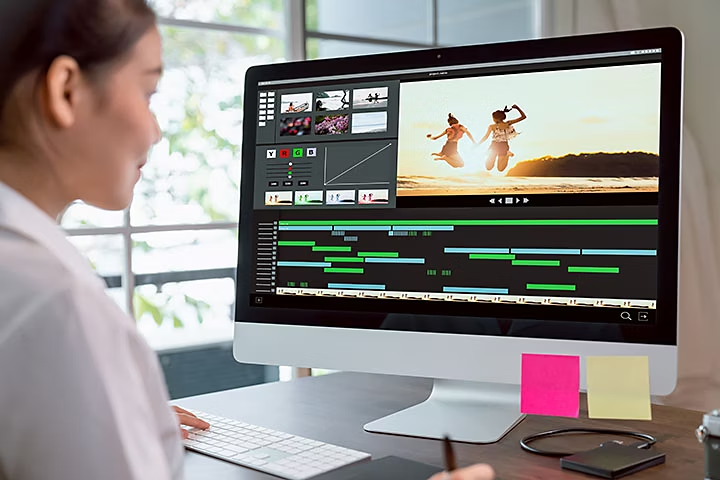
[{"left": 42, "top": 55, "right": 84, "bottom": 129}]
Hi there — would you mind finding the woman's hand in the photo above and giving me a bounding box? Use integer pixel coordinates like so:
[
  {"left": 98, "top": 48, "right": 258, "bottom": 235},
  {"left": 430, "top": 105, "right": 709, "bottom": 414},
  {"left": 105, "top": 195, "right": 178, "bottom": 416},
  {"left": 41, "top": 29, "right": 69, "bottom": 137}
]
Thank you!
[
  {"left": 172, "top": 405, "right": 210, "bottom": 439},
  {"left": 511, "top": 104, "right": 519, "bottom": 110},
  {"left": 428, "top": 464, "right": 495, "bottom": 480},
  {"left": 427, "top": 133, "right": 433, "bottom": 138}
]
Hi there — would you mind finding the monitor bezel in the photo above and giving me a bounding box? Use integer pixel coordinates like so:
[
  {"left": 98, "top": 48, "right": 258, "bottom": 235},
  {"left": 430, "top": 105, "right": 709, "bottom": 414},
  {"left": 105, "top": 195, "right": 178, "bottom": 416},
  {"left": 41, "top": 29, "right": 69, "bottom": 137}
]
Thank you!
[{"left": 235, "top": 27, "right": 683, "bottom": 347}]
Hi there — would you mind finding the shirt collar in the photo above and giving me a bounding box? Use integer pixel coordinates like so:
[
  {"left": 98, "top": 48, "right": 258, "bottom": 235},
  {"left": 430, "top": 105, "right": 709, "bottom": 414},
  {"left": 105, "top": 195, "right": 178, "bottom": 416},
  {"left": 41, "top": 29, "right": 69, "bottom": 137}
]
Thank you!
[{"left": 0, "top": 181, "right": 100, "bottom": 283}]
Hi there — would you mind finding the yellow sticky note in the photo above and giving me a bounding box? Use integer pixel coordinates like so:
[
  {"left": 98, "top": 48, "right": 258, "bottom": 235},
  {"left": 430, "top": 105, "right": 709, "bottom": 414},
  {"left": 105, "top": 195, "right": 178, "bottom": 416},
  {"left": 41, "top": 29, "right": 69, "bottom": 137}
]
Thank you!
[{"left": 586, "top": 356, "right": 652, "bottom": 420}]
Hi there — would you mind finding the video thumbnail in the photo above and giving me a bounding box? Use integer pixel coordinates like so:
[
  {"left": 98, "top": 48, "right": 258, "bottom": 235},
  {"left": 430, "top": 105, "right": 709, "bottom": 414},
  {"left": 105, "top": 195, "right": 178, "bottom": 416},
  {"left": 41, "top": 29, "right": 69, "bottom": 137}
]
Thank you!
[
  {"left": 353, "top": 87, "right": 388, "bottom": 109},
  {"left": 315, "top": 90, "right": 350, "bottom": 111},
  {"left": 396, "top": 63, "right": 661, "bottom": 196},
  {"left": 358, "top": 189, "right": 389, "bottom": 205},
  {"left": 280, "top": 116, "right": 312, "bottom": 136},
  {"left": 352, "top": 112, "right": 388, "bottom": 134},
  {"left": 265, "top": 191, "right": 293, "bottom": 206},
  {"left": 294, "top": 191, "right": 324, "bottom": 205},
  {"left": 315, "top": 114, "right": 349, "bottom": 135},
  {"left": 326, "top": 190, "right": 356, "bottom": 205},
  {"left": 280, "top": 93, "right": 312, "bottom": 113}
]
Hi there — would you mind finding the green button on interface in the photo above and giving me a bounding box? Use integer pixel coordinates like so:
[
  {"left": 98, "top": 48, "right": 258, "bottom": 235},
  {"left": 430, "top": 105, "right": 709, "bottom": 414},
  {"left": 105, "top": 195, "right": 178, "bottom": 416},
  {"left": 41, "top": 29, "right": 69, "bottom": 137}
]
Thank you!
[{"left": 293, "top": 148, "right": 303, "bottom": 158}]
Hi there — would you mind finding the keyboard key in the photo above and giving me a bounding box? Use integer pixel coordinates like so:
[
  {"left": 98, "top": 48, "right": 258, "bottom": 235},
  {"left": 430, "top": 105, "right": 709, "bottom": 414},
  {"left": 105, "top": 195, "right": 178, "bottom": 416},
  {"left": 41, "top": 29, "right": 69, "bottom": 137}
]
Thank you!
[{"left": 225, "top": 445, "right": 248, "bottom": 454}]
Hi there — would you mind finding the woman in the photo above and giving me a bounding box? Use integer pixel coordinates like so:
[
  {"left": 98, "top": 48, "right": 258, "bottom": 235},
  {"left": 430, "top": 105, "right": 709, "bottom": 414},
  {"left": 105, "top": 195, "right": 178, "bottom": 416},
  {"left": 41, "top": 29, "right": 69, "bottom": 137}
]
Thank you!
[
  {"left": 430, "top": 465, "right": 496, "bottom": 480},
  {"left": 0, "top": 1, "right": 210, "bottom": 478},
  {"left": 0, "top": 2, "right": 494, "bottom": 479},
  {"left": 478, "top": 104, "right": 527, "bottom": 172},
  {"left": 427, "top": 113, "right": 476, "bottom": 168}
]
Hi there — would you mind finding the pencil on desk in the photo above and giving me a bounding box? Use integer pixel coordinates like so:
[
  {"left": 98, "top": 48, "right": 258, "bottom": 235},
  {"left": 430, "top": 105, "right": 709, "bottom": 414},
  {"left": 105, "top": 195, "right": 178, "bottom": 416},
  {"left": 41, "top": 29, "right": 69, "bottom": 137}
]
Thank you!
[{"left": 443, "top": 435, "right": 457, "bottom": 472}]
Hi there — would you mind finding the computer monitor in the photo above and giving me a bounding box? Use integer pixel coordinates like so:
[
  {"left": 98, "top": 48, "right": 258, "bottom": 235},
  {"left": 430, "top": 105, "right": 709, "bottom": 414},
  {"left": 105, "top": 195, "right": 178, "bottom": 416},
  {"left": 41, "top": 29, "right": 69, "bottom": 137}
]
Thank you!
[{"left": 234, "top": 27, "right": 683, "bottom": 443}]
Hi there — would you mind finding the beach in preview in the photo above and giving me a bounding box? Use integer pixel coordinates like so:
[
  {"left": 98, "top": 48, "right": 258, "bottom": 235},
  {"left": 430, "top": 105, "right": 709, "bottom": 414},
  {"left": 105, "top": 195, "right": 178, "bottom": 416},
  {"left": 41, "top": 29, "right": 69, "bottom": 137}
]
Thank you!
[
  {"left": 398, "top": 174, "right": 659, "bottom": 196},
  {"left": 398, "top": 151, "right": 659, "bottom": 195}
]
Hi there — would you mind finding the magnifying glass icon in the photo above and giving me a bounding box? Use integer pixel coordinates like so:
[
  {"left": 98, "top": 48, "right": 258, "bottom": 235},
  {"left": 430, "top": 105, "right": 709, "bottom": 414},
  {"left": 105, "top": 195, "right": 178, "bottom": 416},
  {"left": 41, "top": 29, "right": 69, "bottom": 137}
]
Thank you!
[{"left": 620, "top": 311, "right": 632, "bottom": 320}]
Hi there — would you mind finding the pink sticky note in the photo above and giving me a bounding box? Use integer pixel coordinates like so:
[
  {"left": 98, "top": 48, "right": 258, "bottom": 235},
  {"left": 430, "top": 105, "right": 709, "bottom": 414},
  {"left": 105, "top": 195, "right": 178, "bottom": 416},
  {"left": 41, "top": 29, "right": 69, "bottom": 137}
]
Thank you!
[{"left": 521, "top": 353, "right": 580, "bottom": 417}]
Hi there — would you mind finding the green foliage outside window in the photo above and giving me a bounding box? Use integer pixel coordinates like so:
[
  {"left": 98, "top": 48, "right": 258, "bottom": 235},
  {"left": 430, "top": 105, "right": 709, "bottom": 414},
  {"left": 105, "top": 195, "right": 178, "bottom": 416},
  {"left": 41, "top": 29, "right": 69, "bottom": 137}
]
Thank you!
[{"left": 132, "top": 1, "right": 285, "bottom": 328}]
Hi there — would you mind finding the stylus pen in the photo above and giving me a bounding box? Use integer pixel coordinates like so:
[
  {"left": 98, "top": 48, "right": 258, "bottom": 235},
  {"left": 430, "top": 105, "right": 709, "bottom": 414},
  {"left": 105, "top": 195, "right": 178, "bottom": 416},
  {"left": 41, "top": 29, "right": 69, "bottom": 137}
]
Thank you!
[{"left": 443, "top": 435, "right": 457, "bottom": 473}]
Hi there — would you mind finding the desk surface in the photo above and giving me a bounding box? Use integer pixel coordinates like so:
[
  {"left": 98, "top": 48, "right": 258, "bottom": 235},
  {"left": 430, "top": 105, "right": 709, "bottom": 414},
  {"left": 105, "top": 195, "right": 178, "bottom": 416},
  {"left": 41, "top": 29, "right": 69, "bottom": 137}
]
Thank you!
[{"left": 179, "top": 372, "right": 704, "bottom": 479}]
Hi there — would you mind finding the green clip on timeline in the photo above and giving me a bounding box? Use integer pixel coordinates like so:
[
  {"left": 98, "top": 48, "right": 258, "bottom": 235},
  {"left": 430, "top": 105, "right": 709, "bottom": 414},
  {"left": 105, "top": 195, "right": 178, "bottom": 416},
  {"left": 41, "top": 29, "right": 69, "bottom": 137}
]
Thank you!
[{"left": 586, "top": 356, "right": 652, "bottom": 420}]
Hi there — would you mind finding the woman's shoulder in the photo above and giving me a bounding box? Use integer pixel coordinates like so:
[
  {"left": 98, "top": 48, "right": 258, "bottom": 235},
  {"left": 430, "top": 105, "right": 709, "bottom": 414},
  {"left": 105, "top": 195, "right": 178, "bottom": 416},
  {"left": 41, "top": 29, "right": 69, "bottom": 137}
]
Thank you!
[
  {"left": 0, "top": 230, "right": 114, "bottom": 323},
  {"left": 0, "top": 232, "right": 69, "bottom": 293}
]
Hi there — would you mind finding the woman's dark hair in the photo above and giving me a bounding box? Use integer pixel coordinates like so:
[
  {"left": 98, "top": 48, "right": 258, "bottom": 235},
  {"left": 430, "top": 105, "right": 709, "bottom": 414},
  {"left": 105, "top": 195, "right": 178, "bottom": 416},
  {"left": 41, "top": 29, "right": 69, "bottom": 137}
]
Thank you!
[
  {"left": 492, "top": 105, "right": 513, "bottom": 122},
  {"left": 0, "top": 0, "right": 156, "bottom": 142},
  {"left": 492, "top": 110, "right": 506, "bottom": 122},
  {"left": 447, "top": 113, "right": 459, "bottom": 125}
]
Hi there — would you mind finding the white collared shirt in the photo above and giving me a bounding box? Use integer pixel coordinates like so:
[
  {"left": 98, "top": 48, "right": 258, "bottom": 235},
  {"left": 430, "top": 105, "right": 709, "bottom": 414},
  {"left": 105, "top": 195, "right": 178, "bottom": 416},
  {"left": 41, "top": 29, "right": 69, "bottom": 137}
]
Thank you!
[{"left": 0, "top": 181, "right": 183, "bottom": 480}]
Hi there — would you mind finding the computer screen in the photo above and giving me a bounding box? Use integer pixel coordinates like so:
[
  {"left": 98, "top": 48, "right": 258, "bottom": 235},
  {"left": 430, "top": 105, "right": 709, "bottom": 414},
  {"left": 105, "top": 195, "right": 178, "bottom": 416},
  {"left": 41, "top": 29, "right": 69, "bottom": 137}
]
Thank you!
[
  {"left": 235, "top": 27, "right": 682, "bottom": 443},
  {"left": 239, "top": 31, "right": 680, "bottom": 347}
]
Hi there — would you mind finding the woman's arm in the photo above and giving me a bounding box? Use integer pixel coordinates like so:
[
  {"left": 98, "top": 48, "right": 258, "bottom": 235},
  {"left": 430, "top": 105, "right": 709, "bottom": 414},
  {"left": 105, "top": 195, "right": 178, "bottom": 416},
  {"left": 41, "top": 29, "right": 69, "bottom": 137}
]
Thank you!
[
  {"left": 463, "top": 126, "right": 477, "bottom": 144},
  {"left": 0, "top": 287, "right": 183, "bottom": 480},
  {"left": 478, "top": 125, "right": 492, "bottom": 144},
  {"left": 427, "top": 129, "right": 448, "bottom": 141},
  {"left": 508, "top": 104, "right": 527, "bottom": 125}
]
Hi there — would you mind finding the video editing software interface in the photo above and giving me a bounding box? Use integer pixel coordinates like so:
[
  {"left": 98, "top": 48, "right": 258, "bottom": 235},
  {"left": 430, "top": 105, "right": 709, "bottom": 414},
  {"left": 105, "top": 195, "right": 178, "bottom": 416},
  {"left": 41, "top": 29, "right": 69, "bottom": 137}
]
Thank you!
[{"left": 250, "top": 48, "right": 664, "bottom": 326}]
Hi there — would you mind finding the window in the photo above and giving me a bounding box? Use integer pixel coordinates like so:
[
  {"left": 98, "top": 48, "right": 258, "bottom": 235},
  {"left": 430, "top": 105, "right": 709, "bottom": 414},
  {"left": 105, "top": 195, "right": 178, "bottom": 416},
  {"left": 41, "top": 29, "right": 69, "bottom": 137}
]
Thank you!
[
  {"left": 62, "top": 0, "right": 540, "bottom": 372},
  {"left": 305, "top": 0, "right": 540, "bottom": 59}
]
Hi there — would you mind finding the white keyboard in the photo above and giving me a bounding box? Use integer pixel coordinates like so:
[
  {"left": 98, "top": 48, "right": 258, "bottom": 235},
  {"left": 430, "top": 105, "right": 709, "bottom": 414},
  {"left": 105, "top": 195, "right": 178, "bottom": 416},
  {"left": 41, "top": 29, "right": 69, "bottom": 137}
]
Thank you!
[{"left": 182, "top": 410, "right": 371, "bottom": 479}]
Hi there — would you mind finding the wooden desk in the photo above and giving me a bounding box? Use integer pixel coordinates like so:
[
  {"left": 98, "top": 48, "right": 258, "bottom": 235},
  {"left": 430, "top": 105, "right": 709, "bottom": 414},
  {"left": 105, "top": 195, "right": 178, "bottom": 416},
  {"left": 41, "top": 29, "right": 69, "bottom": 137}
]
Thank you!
[{"left": 179, "top": 372, "right": 704, "bottom": 479}]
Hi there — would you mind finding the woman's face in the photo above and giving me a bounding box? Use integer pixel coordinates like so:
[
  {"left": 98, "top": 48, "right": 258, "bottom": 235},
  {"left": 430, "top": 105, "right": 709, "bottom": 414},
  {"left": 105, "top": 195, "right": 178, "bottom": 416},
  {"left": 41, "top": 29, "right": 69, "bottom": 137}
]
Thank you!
[{"left": 58, "top": 26, "right": 163, "bottom": 211}]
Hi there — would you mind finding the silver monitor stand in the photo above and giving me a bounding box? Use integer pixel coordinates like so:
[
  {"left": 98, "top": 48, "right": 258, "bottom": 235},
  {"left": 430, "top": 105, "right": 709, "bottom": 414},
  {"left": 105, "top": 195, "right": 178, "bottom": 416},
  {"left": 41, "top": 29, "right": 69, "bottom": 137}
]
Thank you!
[{"left": 363, "top": 379, "right": 525, "bottom": 443}]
